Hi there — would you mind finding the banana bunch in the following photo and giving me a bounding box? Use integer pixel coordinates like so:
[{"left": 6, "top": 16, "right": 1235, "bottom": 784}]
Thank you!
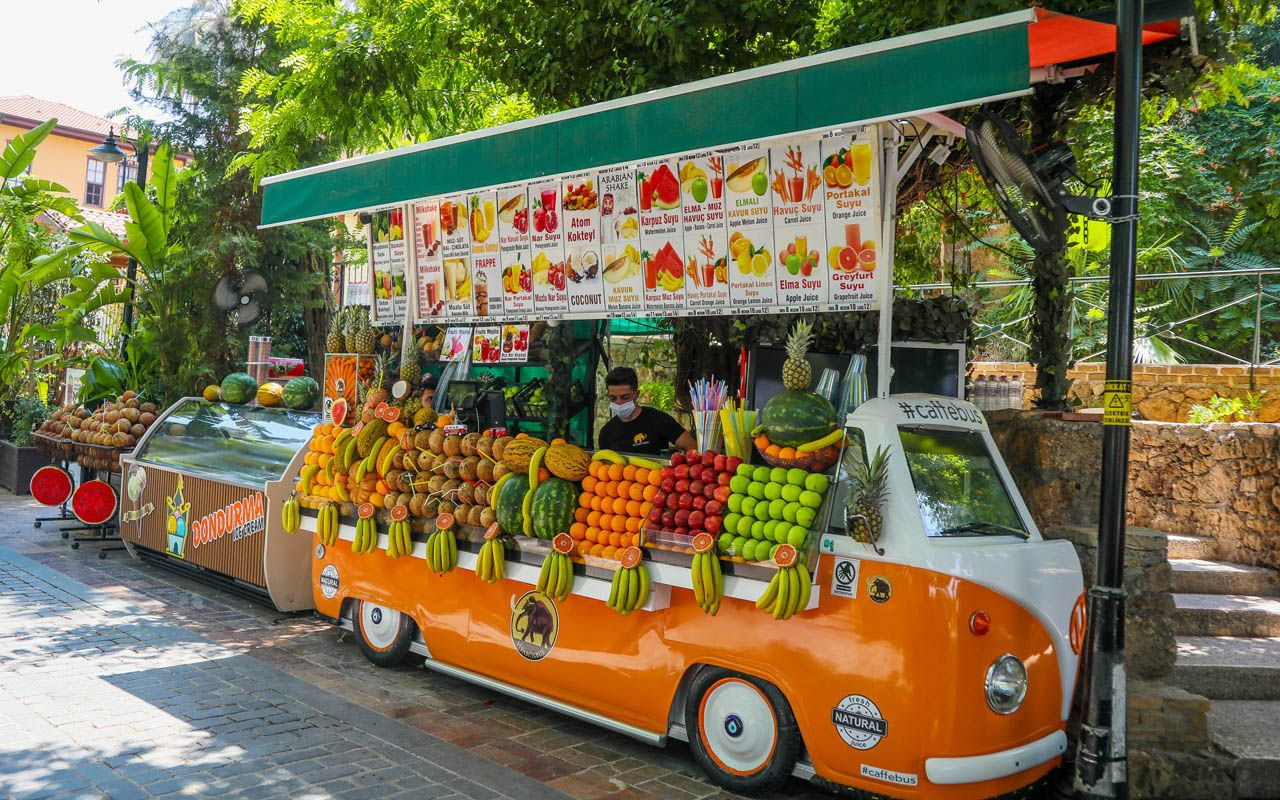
[
  {"left": 476, "top": 537, "right": 506, "bottom": 584},
  {"left": 536, "top": 551, "right": 574, "bottom": 601},
  {"left": 691, "top": 550, "right": 724, "bottom": 615},
  {"left": 755, "top": 563, "right": 812, "bottom": 620},
  {"left": 386, "top": 519, "right": 413, "bottom": 558},
  {"left": 316, "top": 503, "right": 339, "bottom": 546},
  {"left": 297, "top": 464, "right": 320, "bottom": 495},
  {"left": 338, "top": 432, "right": 359, "bottom": 470},
  {"left": 426, "top": 529, "right": 458, "bottom": 575},
  {"left": 659, "top": 269, "right": 683, "bottom": 293},
  {"left": 606, "top": 563, "right": 651, "bottom": 615},
  {"left": 797, "top": 428, "right": 846, "bottom": 453},
  {"left": 352, "top": 515, "right": 379, "bottom": 554},
  {"left": 590, "top": 449, "right": 626, "bottom": 465},
  {"left": 626, "top": 455, "right": 666, "bottom": 470},
  {"left": 280, "top": 497, "right": 301, "bottom": 534}
]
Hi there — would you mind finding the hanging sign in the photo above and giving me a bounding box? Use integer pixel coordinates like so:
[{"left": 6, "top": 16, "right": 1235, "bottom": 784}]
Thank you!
[
  {"left": 496, "top": 183, "right": 533, "bottom": 316},
  {"left": 468, "top": 190, "right": 501, "bottom": 318},
  {"left": 439, "top": 194, "right": 474, "bottom": 319},
  {"left": 562, "top": 172, "right": 606, "bottom": 316},
  {"left": 369, "top": 207, "right": 409, "bottom": 324},
  {"left": 824, "top": 126, "right": 882, "bottom": 310},
  {"left": 412, "top": 200, "right": 444, "bottom": 321},
  {"left": 529, "top": 179, "right": 568, "bottom": 316},
  {"left": 599, "top": 165, "right": 644, "bottom": 315}
]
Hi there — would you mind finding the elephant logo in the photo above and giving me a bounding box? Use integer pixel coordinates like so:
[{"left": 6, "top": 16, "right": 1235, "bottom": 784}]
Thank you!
[
  {"left": 165, "top": 475, "right": 191, "bottom": 559},
  {"left": 510, "top": 591, "right": 558, "bottom": 661}
]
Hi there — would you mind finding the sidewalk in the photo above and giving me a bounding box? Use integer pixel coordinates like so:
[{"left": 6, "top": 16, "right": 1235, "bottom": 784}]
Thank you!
[{"left": 0, "top": 493, "right": 827, "bottom": 800}]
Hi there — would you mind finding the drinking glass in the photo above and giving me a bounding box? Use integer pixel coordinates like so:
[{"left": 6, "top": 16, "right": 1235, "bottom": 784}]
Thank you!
[{"left": 815, "top": 368, "right": 840, "bottom": 405}]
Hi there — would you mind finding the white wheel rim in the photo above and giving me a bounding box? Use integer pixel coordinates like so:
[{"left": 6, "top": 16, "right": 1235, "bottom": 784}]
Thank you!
[
  {"left": 359, "top": 602, "right": 402, "bottom": 651},
  {"left": 699, "top": 679, "right": 777, "bottom": 776}
]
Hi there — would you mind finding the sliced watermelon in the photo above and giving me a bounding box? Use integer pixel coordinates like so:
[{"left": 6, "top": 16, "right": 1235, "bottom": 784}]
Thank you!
[{"left": 651, "top": 164, "right": 680, "bottom": 210}]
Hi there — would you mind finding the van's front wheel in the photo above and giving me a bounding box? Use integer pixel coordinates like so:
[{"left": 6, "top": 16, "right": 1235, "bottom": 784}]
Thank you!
[
  {"left": 685, "top": 668, "right": 800, "bottom": 796},
  {"left": 354, "top": 600, "right": 415, "bottom": 667}
]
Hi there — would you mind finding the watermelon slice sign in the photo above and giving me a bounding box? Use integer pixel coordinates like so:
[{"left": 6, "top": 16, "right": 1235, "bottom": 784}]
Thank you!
[
  {"left": 30, "top": 466, "right": 73, "bottom": 507},
  {"left": 72, "top": 480, "right": 118, "bottom": 525}
]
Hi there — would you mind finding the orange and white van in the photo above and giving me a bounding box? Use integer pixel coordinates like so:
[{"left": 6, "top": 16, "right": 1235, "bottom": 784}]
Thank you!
[{"left": 299, "top": 395, "right": 1083, "bottom": 799}]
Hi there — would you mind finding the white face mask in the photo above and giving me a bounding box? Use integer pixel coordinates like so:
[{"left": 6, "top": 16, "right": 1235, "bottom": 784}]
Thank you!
[{"left": 609, "top": 400, "right": 636, "bottom": 419}]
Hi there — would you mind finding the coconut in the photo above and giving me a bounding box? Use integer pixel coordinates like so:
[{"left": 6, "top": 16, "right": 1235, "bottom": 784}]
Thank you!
[
  {"left": 476, "top": 458, "right": 495, "bottom": 484},
  {"left": 461, "top": 433, "right": 481, "bottom": 457},
  {"left": 441, "top": 458, "right": 462, "bottom": 480},
  {"left": 428, "top": 429, "right": 446, "bottom": 455},
  {"left": 459, "top": 456, "right": 480, "bottom": 483},
  {"left": 442, "top": 434, "right": 463, "bottom": 457}
]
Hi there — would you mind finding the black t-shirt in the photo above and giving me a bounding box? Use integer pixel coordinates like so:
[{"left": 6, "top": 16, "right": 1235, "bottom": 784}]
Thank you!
[{"left": 598, "top": 406, "right": 685, "bottom": 456}]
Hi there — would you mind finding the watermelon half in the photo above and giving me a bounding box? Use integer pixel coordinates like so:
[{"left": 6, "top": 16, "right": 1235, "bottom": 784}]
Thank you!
[{"left": 72, "top": 480, "right": 118, "bottom": 525}]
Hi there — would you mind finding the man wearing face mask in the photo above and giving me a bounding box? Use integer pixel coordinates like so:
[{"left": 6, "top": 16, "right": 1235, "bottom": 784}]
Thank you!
[{"left": 598, "top": 367, "right": 696, "bottom": 456}]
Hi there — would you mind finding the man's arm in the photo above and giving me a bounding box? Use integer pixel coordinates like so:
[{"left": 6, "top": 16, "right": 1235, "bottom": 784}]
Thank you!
[{"left": 673, "top": 428, "right": 697, "bottom": 452}]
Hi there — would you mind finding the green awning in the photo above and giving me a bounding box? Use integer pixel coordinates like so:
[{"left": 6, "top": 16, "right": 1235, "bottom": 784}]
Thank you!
[{"left": 260, "top": 10, "right": 1035, "bottom": 228}]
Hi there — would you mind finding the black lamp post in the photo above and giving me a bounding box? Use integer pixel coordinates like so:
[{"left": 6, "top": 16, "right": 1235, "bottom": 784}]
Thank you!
[{"left": 89, "top": 127, "right": 150, "bottom": 358}]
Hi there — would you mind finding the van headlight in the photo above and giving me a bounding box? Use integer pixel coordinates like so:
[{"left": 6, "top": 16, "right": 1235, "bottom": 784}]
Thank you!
[{"left": 985, "top": 654, "right": 1027, "bottom": 714}]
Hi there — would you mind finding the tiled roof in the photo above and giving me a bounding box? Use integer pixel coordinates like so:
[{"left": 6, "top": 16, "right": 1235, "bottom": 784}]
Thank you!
[
  {"left": 0, "top": 95, "right": 134, "bottom": 140},
  {"left": 41, "top": 206, "right": 129, "bottom": 238}
]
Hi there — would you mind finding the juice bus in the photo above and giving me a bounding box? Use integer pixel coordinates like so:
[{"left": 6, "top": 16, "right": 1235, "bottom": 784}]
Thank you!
[{"left": 298, "top": 395, "right": 1083, "bottom": 799}]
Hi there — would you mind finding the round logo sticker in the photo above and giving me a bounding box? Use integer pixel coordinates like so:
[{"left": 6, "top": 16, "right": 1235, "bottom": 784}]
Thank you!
[
  {"left": 318, "top": 564, "right": 340, "bottom": 600},
  {"left": 868, "top": 576, "right": 892, "bottom": 604},
  {"left": 510, "top": 591, "right": 559, "bottom": 662},
  {"left": 832, "top": 694, "right": 888, "bottom": 750}
]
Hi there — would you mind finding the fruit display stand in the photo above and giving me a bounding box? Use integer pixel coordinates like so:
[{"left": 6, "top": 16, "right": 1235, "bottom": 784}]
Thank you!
[{"left": 118, "top": 398, "right": 321, "bottom": 611}]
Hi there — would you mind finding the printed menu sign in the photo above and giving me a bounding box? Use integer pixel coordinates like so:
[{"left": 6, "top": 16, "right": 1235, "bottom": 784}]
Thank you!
[
  {"left": 599, "top": 165, "right": 644, "bottom": 315},
  {"left": 823, "top": 127, "right": 880, "bottom": 310},
  {"left": 496, "top": 183, "right": 533, "bottom": 317},
  {"left": 562, "top": 172, "right": 605, "bottom": 315},
  {"left": 440, "top": 326, "right": 472, "bottom": 362},
  {"left": 679, "top": 151, "right": 729, "bottom": 312},
  {"left": 769, "top": 138, "right": 827, "bottom": 307},
  {"left": 369, "top": 207, "right": 409, "bottom": 324},
  {"left": 499, "top": 324, "right": 530, "bottom": 363},
  {"left": 412, "top": 201, "right": 444, "bottom": 321},
  {"left": 529, "top": 179, "right": 567, "bottom": 315},
  {"left": 439, "top": 194, "right": 473, "bottom": 319},
  {"left": 637, "top": 158, "right": 685, "bottom": 312},
  {"left": 472, "top": 325, "right": 502, "bottom": 364},
  {"left": 723, "top": 143, "right": 777, "bottom": 309},
  {"left": 467, "top": 190, "right": 501, "bottom": 317}
]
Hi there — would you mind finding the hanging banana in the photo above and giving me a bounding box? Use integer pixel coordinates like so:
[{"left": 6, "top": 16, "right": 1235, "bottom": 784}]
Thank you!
[
  {"left": 476, "top": 523, "right": 506, "bottom": 584},
  {"left": 605, "top": 546, "right": 650, "bottom": 615},
  {"left": 689, "top": 533, "right": 723, "bottom": 615},
  {"left": 426, "top": 513, "right": 458, "bottom": 575},
  {"left": 754, "top": 545, "right": 811, "bottom": 621},
  {"left": 280, "top": 496, "right": 300, "bottom": 534}
]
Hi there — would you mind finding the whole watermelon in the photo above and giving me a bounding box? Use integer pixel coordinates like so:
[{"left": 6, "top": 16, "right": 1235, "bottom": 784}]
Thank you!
[
  {"left": 220, "top": 372, "right": 259, "bottom": 404},
  {"left": 761, "top": 390, "right": 838, "bottom": 447},
  {"left": 495, "top": 474, "right": 531, "bottom": 537},
  {"left": 530, "top": 477, "right": 578, "bottom": 540},
  {"left": 283, "top": 376, "right": 320, "bottom": 410}
]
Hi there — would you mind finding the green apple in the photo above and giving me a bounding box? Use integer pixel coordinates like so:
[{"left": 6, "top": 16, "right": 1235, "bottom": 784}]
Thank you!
[
  {"left": 747, "top": 481, "right": 765, "bottom": 499},
  {"left": 795, "top": 506, "right": 817, "bottom": 529},
  {"left": 736, "top": 516, "right": 754, "bottom": 537},
  {"left": 769, "top": 544, "right": 781, "bottom": 561},
  {"left": 781, "top": 485, "right": 802, "bottom": 503},
  {"left": 763, "top": 482, "right": 782, "bottom": 501},
  {"left": 768, "top": 498, "right": 787, "bottom": 520},
  {"left": 786, "top": 468, "right": 808, "bottom": 486},
  {"left": 799, "top": 490, "right": 823, "bottom": 509},
  {"left": 737, "top": 463, "right": 755, "bottom": 477},
  {"left": 724, "top": 513, "right": 742, "bottom": 534},
  {"left": 750, "top": 520, "right": 767, "bottom": 540},
  {"left": 731, "top": 536, "right": 750, "bottom": 556},
  {"left": 754, "top": 501, "right": 772, "bottom": 521},
  {"left": 740, "top": 497, "right": 757, "bottom": 517},
  {"left": 783, "top": 503, "right": 798, "bottom": 523},
  {"left": 752, "top": 171, "right": 768, "bottom": 196},
  {"left": 718, "top": 533, "right": 735, "bottom": 552},
  {"left": 769, "top": 467, "right": 788, "bottom": 484},
  {"left": 763, "top": 519, "right": 781, "bottom": 541},
  {"left": 727, "top": 494, "right": 743, "bottom": 514},
  {"left": 742, "top": 539, "right": 761, "bottom": 561},
  {"left": 804, "top": 473, "right": 830, "bottom": 493},
  {"left": 729, "top": 475, "right": 750, "bottom": 494},
  {"left": 786, "top": 526, "right": 808, "bottom": 548},
  {"left": 786, "top": 253, "right": 802, "bottom": 275},
  {"left": 752, "top": 465, "right": 772, "bottom": 483},
  {"left": 691, "top": 177, "right": 708, "bottom": 203}
]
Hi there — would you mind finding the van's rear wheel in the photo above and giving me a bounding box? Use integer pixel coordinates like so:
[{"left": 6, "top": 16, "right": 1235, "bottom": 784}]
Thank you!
[
  {"left": 685, "top": 668, "right": 800, "bottom": 796},
  {"left": 354, "top": 600, "right": 414, "bottom": 667}
]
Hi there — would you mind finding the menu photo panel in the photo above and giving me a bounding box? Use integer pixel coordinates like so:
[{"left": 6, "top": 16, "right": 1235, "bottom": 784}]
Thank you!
[
  {"left": 411, "top": 200, "right": 444, "bottom": 321},
  {"left": 823, "top": 126, "right": 882, "bottom": 310},
  {"left": 598, "top": 164, "right": 644, "bottom": 315}
]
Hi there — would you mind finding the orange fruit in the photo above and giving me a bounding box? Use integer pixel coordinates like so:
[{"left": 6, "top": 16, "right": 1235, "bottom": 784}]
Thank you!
[
  {"left": 634, "top": 468, "right": 649, "bottom": 485},
  {"left": 625, "top": 499, "right": 643, "bottom": 518},
  {"left": 590, "top": 544, "right": 606, "bottom": 557},
  {"left": 778, "top": 446, "right": 797, "bottom": 460},
  {"left": 587, "top": 461, "right": 601, "bottom": 478},
  {"left": 755, "top": 434, "right": 770, "bottom": 450},
  {"left": 603, "top": 481, "right": 618, "bottom": 498},
  {"left": 648, "top": 469, "right": 663, "bottom": 487},
  {"left": 642, "top": 485, "right": 658, "bottom": 502},
  {"left": 608, "top": 463, "right": 625, "bottom": 481},
  {"left": 586, "top": 510, "right": 602, "bottom": 529},
  {"left": 626, "top": 517, "right": 641, "bottom": 533},
  {"left": 574, "top": 507, "right": 590, "bottom": 523},
  {"left": 622, "top": 465, "right": 638, "bottom": 482},
  {"left": 765, "top": 443, "right": 782, "bottom": 457},
  {"left": 579, "top": 491, "right": 593, "bottom": 508},
  {"left": 608, "top": 532, "right": 622, "bottom": 547},
  {"left": 570, "top": 522, "right": 587, "bottom": 539},
  {"left": 602, "top": 546, "right": 618, "bottom": 560},
  {"left": 369, "top": 492, "right": 385, "bottom": 508},
  {"left": 590, "top": 496, "right": 604, "bottom": 512},
  {"left": 576, "top": 541, "right": 592, "bottom": 555},
  {"left": 611, "top": 515, "right": 628, "bottom": 533},
  {"left": 318, "top": 453, "right": 332, "bottom": 469},
  {"left": 375, "top": 480, "right": 389, "bottom": 495},
  {"left": 581, "top": 476, "right": 597, "bottom": 493},
  {"left": 629, "top": 483, "right": 646, "bottom": 501},
  {"left": 538, "top": 468, "right": 550, "bottom": 483},
  {"left": 584, "top": 527, "right": 598, "bottom": 543}
]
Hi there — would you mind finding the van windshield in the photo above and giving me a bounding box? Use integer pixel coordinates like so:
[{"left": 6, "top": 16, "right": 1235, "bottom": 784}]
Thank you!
[{"left": 898, "top": 427, "right": 1029, "bottom": 539}]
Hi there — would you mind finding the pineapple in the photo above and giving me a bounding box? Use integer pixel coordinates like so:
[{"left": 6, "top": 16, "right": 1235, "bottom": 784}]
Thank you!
[
  {"left": 846, "top": 445, "right": 890, "bottom": 545},
  {"left": 781, "top": 319, "right": 815, "bottom": 391},
  {"left": 352, "top": 309, "right": 377, "bottom": 355},
  {"left": 325, "top": 308, "right": 345, "bottom": 353},
  {"left": 398, "top": 318, "right": 420, "bottom": 386}
]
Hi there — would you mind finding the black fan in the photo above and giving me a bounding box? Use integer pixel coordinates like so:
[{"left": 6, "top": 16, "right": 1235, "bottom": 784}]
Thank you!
[
  {"left": 212, "top": 270, "right": 269, "bottom": 326},
  {"left": 966, "top": 111, "right": 1111, "bottom": 254}
]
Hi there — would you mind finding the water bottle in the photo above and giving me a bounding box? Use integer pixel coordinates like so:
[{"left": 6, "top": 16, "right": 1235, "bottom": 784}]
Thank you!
[
  {"left": 995, "top": 376, "right": 1009, "bottom": 409},
  {"left": 973, "top": 375, "right": 989, "bottom": 410},
  {"left": 1010, "top": 375, "right": 1023, "bottom": 410}
]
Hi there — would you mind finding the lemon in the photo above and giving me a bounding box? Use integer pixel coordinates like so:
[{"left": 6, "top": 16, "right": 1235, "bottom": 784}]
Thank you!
[
  {"left": 737, "top": 250, "right": 753, "bottom": 275},
  {"left": 829, "top": 246, "right": 843, "bottom": 268},
  {"left": 752, "top": 251, "right": 769, "bottom": 276}
]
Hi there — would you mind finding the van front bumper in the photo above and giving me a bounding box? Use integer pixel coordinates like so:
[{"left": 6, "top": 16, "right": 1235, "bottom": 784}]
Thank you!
[{"left": 925, "top": 729, "right": 1067, "bottom": 785}]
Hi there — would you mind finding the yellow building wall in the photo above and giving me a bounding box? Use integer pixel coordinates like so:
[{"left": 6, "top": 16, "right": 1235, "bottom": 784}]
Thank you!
[{"left": 1, "top": 121, "right": 137, "bottom": 208}]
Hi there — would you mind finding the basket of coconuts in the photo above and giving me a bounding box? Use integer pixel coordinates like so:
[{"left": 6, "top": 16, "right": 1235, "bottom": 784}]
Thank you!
[{"left": 37, "top": 391, "right": 159, "bottom": 473}]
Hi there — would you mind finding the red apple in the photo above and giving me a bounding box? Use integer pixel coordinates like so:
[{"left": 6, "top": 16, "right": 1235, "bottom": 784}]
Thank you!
[
  {"left": 705, "top": 515, "right": 723, "bottom": 534},
  {"left": 648, "top": 505, "right": 664, "bottom": 523},
  {"left": 660, "top": 509, "right": 676, "bottom": 528},
  {"left": 686, "top": 450, "right": 700, "bottom": 464},
  {"left": 678, "top": 493, "right": 694, "bottom": 510},
  {"left": 692, "top": 495, "right": 707, "bottom": 511},
  {"left": 726, "top": 456, "right": 743, "bottom": 473},
  {"left": 674, "top": 526, "right": 690, "bottom": 537},
  {"left": 661, "top": 465, "right": 674, "bottom": 479},
  {"left": 689, "top": 480, "right": 704, "bottom": 496},
  {"left": 661, "top": 477, "right": 675, "bottom": 493},
  {"left": 675, "top": 478, "right": 690, "bottom": 494},
  {"left": 702, "top": 482, "right": 718, "bottom": 499},
  {"left": 674, "top": 508, "right": 690, "bottom": 527},
  {"left": 713, "top": 485, "right": 731, "bottom": 503},
  {"left": 705, "top": 500, "right": 723, "bottom": 516},
  {"left": 688, "top": 510, "right": 705, "bottom": 529},
  {"left": 671, "top": 452, "right": 685, "bottom": 466},
  {"left": 653, "top": 490, "right": 668, "bottom": 507},
  {"left": 674, "top": 464, "right": 690, "bottom": 480},
  {"left": 665, "top": 493, "right": 681, "bottom": 510},
  {"left": 717, "top": 472, "right": 732, "bottom": 486},
  {"left": 689, "top": 464, "right": 704, "bottom": 481},
  {"left": 701, "top": 451, "right": 716, "bottom": 467},
  {"left": 713, "top": 454, "right": 727, "bottom": 472}
]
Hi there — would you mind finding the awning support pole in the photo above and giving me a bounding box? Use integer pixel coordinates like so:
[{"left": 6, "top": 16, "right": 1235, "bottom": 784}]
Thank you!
[
  {"left": 1075, "top": 0, "right": 1142, "bottom": 796},
  {"left": 875, "top": 123, "right": 902, "bottom": 398}
]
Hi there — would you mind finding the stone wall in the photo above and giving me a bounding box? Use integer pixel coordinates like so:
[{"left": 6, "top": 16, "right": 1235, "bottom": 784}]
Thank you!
[
  {"left": 988, "top": 411, "right": 1280, "bottom": 571},
  {"left": 972, "top": 361, "right": 1280, "bottom": 423}
]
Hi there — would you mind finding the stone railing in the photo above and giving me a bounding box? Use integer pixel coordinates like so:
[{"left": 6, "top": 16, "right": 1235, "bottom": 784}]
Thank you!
[
  {"left": 972, "top": 361, "right": 1280, "bottom": 422},
  {"left": 988, "top": 411, "right": 1280, "bottom": 571}
]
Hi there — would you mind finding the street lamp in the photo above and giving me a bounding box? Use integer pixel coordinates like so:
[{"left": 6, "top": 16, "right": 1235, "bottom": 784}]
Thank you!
[{"left": 89, "top": 127, "right": 150, "bottom": 358}]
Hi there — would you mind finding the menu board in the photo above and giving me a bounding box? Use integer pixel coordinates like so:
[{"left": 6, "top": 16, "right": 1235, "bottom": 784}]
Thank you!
[
  {"left": 412, "top": 201, "right": 444, "bottom": 321},
  {"left": 372, "top": 123, "right": 884, "bottom": 323},
  {"left": 440, "top": 327, "right": 471, "bottom": 362},
  {"left": 472, "top": 325, "right": 502, "bottom": 364},
  {"left": 823, "top": 126, "right": 881, "bottom": 310},
  {"left": 370, "top": 207, "right": 408, "bottom": 324},
  {"left": 499, "top": 324, "right": 530, "bottom": 363},
  {"left": 439, "top": 194, "right": 473, "bottom": 319},
  {"left": 599, "top": 165, "right": 644, "bottom": 315},
  {"left": 529, "top": 179, "right": 567, "bottom": 316},
  {"left": 562, "top": 172, "right": 606, "bottom": 315},
  {"left": 468, "top": 190, "right": 501, "bottom": 317}
]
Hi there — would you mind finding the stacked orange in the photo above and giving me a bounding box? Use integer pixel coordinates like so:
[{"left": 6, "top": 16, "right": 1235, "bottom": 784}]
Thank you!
[{"left": 569, "top": 462, "right": 661, "bottom": 559}]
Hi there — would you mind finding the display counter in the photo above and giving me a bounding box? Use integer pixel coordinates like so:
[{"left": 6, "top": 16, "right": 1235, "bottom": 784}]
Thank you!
[{"left": 119, "top": 398, "right": 321, "bottom": 610}]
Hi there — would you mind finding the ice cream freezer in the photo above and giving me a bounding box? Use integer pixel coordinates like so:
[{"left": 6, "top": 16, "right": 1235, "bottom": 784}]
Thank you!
[{"left": 118, "top": 398, "right": 320, "bottom": 611}]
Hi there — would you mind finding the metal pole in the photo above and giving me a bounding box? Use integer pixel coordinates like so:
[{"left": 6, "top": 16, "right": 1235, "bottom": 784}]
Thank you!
[
  {"left": 1251, "top": 275, "right": 1263, "bottom": 390},
  {"left": 119, "top": 143, "right": 150, "bottom": 359},
  {"left": 1075, "top": 1, "right": 1141, "bottom": 797}
]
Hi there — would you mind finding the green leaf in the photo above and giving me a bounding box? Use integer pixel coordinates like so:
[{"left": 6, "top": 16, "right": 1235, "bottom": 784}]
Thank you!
[
  {"left": 123, "top": 182, "right": 166, "bottom": 269},
  {"left": 148, "top": 143, "right": 178, "bottom": 240}
]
